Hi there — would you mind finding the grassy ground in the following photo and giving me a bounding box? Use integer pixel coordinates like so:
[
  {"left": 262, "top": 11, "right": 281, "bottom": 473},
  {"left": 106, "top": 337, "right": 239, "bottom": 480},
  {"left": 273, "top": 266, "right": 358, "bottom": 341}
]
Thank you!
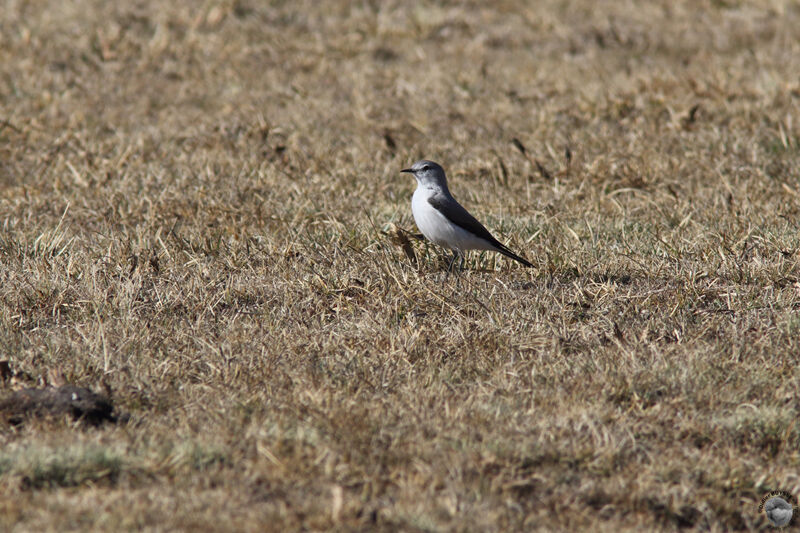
[{"left": 1, "top": 0, "right": 800, "bottom": 530}]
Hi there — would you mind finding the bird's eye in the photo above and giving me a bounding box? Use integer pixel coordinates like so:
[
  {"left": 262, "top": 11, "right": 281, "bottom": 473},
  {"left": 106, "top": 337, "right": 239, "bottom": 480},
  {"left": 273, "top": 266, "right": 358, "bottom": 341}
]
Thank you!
[{"left": 421, "top": 165, "right": 430, "bottom": 171}]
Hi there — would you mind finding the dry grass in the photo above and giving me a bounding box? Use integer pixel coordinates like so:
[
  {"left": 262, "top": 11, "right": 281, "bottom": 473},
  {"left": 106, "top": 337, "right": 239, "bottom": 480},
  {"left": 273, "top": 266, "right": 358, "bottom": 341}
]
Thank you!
[{"left": 1, "top": 0, "right": 800, "bottom": 530}]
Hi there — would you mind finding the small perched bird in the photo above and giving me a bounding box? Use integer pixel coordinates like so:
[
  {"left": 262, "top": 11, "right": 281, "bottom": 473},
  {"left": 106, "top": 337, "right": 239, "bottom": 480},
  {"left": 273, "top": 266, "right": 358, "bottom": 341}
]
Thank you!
[
  {"left": 764, "top": 497, "right": 794, "bottom": 527},
  {"left": 401, "top": 160, "right": 532, "bottom": 269}
]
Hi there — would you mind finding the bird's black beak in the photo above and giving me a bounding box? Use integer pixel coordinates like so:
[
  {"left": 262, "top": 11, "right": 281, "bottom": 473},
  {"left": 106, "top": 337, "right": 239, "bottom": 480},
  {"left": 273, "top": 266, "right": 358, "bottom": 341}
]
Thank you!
[{"left": 400, "top": 168, "right": 413, "bottom": 174}]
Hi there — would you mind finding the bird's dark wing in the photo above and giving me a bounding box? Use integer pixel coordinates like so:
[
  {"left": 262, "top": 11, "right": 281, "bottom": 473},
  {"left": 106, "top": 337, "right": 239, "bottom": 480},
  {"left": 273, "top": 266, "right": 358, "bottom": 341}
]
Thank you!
[
  {"left": 428, "top": 194, "right": 532, "bottom": 267},
  {"left": 428, "top": 194, "right": 498, "bottom": 245}
]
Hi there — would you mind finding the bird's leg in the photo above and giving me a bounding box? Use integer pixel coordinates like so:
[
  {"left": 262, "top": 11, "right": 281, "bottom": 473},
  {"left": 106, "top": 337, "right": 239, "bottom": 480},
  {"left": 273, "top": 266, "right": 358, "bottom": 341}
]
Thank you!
[
  {"left": 459, "top": 252, "right": 466, "bottom": 272},
  {"left": 447, "top": 250, "right": 459, "bottom": 273}
]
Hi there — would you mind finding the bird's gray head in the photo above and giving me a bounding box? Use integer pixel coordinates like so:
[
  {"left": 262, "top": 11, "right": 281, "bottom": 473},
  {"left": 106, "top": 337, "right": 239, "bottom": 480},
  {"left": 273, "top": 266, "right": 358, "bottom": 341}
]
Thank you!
[{"left": 400, "top": 160, "right": 448, "bottom": 190}]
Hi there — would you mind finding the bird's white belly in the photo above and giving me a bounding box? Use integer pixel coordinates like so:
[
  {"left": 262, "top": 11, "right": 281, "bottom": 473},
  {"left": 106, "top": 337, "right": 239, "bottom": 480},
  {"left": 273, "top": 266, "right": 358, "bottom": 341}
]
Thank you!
[{"left": 411, "top": 189, "right": 494, "bottom": 252}]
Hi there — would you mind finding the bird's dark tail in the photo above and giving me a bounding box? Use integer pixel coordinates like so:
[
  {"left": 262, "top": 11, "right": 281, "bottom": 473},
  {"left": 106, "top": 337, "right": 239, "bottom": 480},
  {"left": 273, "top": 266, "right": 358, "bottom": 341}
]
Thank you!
[{"left": 496, "top": 244, "right": 533, "bottom": 267}]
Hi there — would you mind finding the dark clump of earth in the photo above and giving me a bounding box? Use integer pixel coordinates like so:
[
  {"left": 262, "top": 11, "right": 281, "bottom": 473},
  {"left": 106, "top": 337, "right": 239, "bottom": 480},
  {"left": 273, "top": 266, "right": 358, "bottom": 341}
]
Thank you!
[{"left": 0, "top": 385, "right": 127, "bottom": 426}]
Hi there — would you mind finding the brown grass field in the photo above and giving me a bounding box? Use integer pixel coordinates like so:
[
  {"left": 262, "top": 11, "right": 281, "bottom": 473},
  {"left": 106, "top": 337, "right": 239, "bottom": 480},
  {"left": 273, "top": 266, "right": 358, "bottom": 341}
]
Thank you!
[{"left": 1, "top": 0, "right": 800, "bottom": 531}]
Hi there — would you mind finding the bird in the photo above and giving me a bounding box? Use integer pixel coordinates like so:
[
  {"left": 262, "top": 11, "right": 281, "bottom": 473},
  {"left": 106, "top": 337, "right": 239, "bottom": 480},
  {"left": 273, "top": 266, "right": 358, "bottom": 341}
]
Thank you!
[
  {"left": 764, "top": 497, "right": 793, "bottom": 527},
  {"left": 400, "top": 160, "right": 532, "bottom": 270}
]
